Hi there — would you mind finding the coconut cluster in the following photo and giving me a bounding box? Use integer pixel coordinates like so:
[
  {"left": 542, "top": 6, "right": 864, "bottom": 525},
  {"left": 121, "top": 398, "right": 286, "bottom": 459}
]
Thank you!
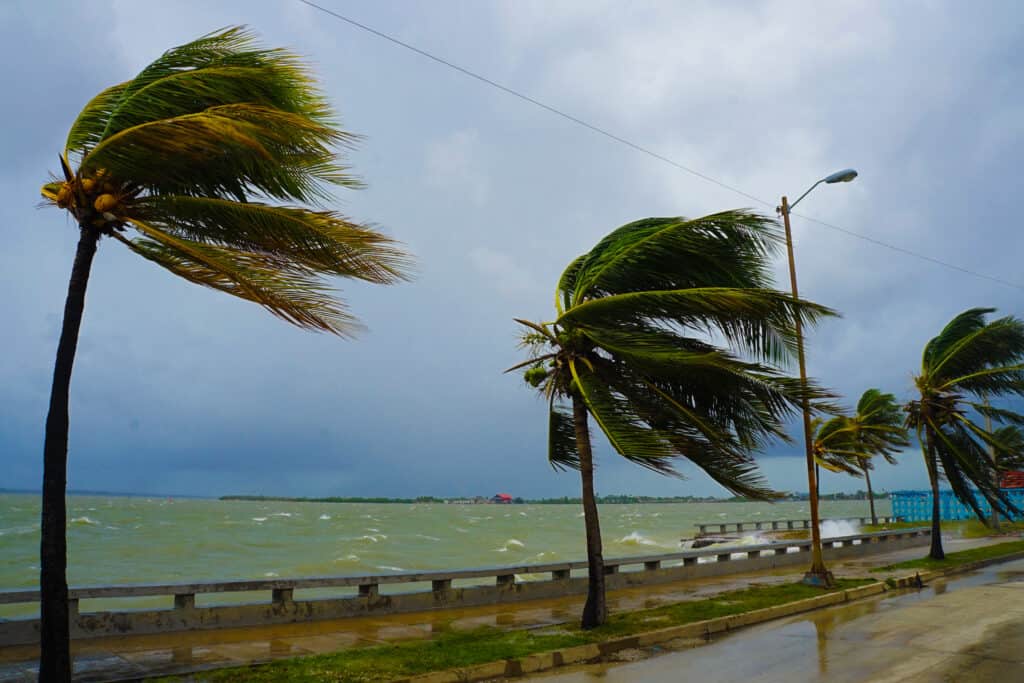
[{"left": 54, "top": 170, "right": 130, "bottom": 232}]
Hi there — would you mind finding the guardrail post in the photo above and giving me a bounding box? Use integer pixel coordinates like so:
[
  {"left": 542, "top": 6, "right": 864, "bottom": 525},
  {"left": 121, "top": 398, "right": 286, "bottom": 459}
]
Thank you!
[
  {"left": 771, "top": 521, "right": 780, "bottom": 530},
  {"left": 697, "top": 524, "right": 707, "bottom": 534},
  {"left": 755, "top": 522, "right": 763, "bottom": 530},
  {"left": 174, "top": 593, "right": 195, "bottom": 610},
  {"left": 774, "top": 547, "right": 788, "bottom": 556},
  {"left": 644, "top": 560, "right": 661, "bottom": 571},
  {"left": 716, "top": 553, "right": 731, "bottom": 562},
  {"left": 787, "top": 521, "right": 794, "bottom": 529},
  {"left": 799, "top": 543, "right": 811, "bottom": 553},
  {"left": 802, "top": 520, "right": 810, "bottom": 529},
  {"left": 719, "top": 524, "right": 727, "bottom": 533},
  {"left": 433, "top": 579, "right": 453, "bottom": 594},
  {"left": 683, "top": 557, "right": 697, "bottom": 566},
  {"left": 603, "top": 564, "right": 619, "bottom": 575},
  {"left": 736, "top": 523, "right": 744, "bottom": 532},
  {"left": 496, "top": 574, "right": 515, "bottom": 588},
  {"left": 552, "top": 569, "right": 571, "bottom": 581},
  {"left": 358, "top": 583, "right": 378, "bottom": 598},
  {"left": 746, "top": 550, "right": 759, "bottom": 559},
  {"left": 272, "top": 588, "right": 293, "bottom": 605}
]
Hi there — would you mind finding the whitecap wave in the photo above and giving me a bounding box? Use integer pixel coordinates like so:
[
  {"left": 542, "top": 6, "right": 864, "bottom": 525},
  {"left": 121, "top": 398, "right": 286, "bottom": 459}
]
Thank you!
[
  {"left": 252, "top": 517, "right": 268, "bottom": 522},
  {"left": 617, "top": 531, "right": 673, "bottom": 548},
  {"left": 70, "top": 516, "right": 99, "bottom": 526},
  {"left": 494, "top": 538, "right": 525, "bottom": 552},
  {"left": 376, "top": 565, "right": 404, "bottom": 572},
  {"left": 319, "top": 514, "right": 331, "bottom": 520},
  {"left": 415, "top": 534, "right": 441, "bottom": 541}
]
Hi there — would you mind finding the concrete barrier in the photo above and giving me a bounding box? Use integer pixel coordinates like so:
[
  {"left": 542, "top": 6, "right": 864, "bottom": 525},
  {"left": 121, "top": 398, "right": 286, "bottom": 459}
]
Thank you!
[
  {"left": 694, "top": 516, "right": 901, "bottom": 535},
  {"left": 0, "top": 528, "right": 930, "bottom": 646}
]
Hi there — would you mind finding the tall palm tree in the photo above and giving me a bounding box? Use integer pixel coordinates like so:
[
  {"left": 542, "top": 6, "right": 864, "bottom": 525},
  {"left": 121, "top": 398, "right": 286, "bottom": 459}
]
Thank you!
[
  {"left": 511, "top": 211, "right": 835, "bottom": 628},
  {"left": 37, "top": 28, "right": 411, "bottom": 680},
  {"left": 813, "top": 390, "right": 909, "bottom": 524},
  {"left": 905, "top": 308, "right": 1024, "bottom": 560}
]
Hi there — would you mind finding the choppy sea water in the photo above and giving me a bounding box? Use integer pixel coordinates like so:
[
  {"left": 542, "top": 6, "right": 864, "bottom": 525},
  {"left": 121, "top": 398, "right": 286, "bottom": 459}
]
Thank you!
[{"left": 0, "top": 494, "right": 889, "bottom": 616}]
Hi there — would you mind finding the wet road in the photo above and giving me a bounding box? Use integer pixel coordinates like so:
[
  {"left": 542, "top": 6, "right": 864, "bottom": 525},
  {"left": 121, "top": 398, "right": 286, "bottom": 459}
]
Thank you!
[{"left": 532, "top": 558, "right": 1024, "bottom": 683}]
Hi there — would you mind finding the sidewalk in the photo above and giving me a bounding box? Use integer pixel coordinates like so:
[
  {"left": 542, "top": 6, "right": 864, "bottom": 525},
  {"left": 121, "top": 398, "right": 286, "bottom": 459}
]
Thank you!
[{"left": 0, "top": 536, "right": 1002, "bottom": 682}]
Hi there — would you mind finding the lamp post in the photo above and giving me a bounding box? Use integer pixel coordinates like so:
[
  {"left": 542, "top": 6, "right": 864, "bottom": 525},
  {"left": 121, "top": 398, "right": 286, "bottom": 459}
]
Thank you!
[{"left": 778, "top": 168, "right": 857, "bottom": 587}]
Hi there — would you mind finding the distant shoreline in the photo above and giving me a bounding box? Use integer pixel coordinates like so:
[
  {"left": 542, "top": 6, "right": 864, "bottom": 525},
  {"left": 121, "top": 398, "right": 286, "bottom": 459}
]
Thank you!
[{"left": 219, "top": 493, "right": 889, "bottom": 505}]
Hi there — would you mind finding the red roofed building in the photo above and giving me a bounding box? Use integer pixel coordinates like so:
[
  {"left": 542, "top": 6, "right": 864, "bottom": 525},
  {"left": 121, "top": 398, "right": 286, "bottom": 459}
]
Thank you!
[
  {"left": 492, "top": 493, "right": 513, "bottom": 504},
  {"left": 1001, "top": 471, "right": 1024, "bottom": 489}
]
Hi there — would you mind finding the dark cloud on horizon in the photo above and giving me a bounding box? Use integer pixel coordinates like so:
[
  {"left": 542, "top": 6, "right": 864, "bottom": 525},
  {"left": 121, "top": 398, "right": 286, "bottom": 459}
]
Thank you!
[{"left": 3, "top": 1, "right": 1024, "bottom": 500}]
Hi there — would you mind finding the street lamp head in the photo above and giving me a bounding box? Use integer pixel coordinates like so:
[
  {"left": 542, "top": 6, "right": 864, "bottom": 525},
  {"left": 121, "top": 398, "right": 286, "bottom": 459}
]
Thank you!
[{"left": 824, "top": 168, "right": 858, "bottom": 184}]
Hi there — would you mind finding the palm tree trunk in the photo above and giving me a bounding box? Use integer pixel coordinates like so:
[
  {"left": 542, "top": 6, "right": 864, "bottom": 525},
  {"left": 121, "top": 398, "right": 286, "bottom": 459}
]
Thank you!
[
  {"left": 864, "top": 465, "right": 877, "bottom": 525},
  {"left": 923, "top": 430, "right": 944, "bottom": 560},
  {"left": 814, "top": 463, "right": 820, "bottom": 503},
  {"left": 572, "top": 394, "right": 607, "bottom": 629},
  {"left": 40, "top": 226, "right": 100, "bottom": 683}
]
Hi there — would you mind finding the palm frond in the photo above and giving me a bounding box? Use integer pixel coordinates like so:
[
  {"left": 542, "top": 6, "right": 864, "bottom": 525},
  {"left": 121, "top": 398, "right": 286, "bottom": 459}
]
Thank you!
[
  {"left": 922, "top": 308, "right": 995, "bottom": 374},
  {"left": 133, "top": 196, "right": 410, "bottom": 283},
  {"left": 80, "top": 104, "right": 349, "bottom": 203},
  {"left": 560, "top": 287, "right": 836, "bottom": 364},
  {"left": 549, "top": 398, "right": 580, "bottom": 471},
  {"left": 570, "top": 211, "right": 781, "bottom": 304},
  {"left": 569, "top": 359, "right": 678, "bottom": 474},
  {"left": 114, "top": 222, "right": 358, "bottom": 336}
]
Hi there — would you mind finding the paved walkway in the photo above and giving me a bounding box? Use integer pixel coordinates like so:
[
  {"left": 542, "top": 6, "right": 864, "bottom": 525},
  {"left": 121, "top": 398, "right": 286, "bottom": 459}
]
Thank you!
[
  {"left": 0, "top": 535, "right": 1006, "bottom": 682},
  {"left": 530, "top": 555, "right": 1024, "bottom": 682}
]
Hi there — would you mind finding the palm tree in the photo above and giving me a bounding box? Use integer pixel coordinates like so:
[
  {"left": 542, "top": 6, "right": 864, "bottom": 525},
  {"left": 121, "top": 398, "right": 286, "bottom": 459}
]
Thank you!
[
  {"left": 905, "top": 308, "right": 1024, "bottom": 560},
  {"left": 37, "top": 28, "right": 411, "bottom": 680},
  {"left": 511, "top": 211, "right": 835, "bottom": 628},
  {"left": 813, "top": 390, "right": 909, "bottom": 524}
]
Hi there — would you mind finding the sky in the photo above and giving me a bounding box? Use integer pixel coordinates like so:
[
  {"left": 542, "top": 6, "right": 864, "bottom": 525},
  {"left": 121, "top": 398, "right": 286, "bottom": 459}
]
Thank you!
[{"left": 2, "top": 0, "right": 1024, "bottom": 500}]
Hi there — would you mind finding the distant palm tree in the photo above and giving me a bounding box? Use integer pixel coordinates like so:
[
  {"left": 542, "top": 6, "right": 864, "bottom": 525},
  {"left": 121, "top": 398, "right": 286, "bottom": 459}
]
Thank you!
[
  {"left": 512, "top": 211, "right": 835, "bottom": 628},
  {"left": 905, "top": 309, "right": 1024, "bottom": 559},
  {"left": 812, "top": 390, "right": 909, "bottom": 524},
  {"left": 37, "top": 28, "right": 411, "bottom": 680}
]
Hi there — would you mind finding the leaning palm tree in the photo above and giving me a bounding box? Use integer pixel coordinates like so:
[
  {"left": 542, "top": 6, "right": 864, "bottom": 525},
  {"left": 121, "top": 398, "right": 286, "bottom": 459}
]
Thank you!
[
  {"left": 811, "top": 415, "right": 862, "bottom": 503},
  {"left": 511, "top": 211, "right": 835, "bottom": 628},
  {"left": 905, "top": 309, "right": 1024, "bottom": 560},
  {"left": 813, "top": 390, "right": 908, "bottom": 524},
  {"left": 37, "top": 28, "right": 411, "bottom": 680}
]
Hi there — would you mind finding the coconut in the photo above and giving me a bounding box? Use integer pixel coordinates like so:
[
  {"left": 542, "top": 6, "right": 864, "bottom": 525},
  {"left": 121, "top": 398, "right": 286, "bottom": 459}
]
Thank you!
[
  {"left": 94, "top": 193, "right": 118, "bottom": 213},
  {"left": 80, "top": 178, "right": 96, "bottom": 193}
]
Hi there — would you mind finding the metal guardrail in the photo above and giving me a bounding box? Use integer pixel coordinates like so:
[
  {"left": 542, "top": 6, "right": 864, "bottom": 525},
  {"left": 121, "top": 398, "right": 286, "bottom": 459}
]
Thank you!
[{"left": 0, "top": 528, "right": 929, "bottom": 609}]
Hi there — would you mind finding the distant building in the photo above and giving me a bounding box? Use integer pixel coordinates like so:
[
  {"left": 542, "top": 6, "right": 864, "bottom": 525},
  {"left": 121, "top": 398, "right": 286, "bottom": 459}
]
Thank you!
[
  {"left": 1001, "top": 470, "right": 1024, "bottom": 488},
  {"left": 492, "top": 493, "right": 513, "bottom": 504}
]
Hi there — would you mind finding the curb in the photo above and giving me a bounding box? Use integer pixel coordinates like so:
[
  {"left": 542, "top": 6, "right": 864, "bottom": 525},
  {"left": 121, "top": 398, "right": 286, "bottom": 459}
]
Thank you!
[{"left": 397, "top": 550, "right": 1024, "bottom": 683}]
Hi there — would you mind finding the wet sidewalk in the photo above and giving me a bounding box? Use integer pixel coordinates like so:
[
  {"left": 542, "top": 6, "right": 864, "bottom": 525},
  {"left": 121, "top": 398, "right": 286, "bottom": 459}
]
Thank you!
[
  {"left": 531, "top": 555, "right": 1024, "bottom": 682},
  {"left": 0, "top": 536, "right": 1003, "bottom": 682}
]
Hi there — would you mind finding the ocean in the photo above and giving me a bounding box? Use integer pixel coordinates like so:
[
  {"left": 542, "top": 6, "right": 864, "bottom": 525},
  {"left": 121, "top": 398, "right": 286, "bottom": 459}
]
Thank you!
[{"left": 0, "top": 493, "right": 890, "bottom": 618}]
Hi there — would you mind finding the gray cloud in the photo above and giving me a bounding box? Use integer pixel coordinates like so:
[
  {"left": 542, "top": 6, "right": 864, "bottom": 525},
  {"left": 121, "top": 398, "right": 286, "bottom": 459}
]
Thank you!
[{"left": 3, "top": 1, "right": 1023, "bottom": 499}]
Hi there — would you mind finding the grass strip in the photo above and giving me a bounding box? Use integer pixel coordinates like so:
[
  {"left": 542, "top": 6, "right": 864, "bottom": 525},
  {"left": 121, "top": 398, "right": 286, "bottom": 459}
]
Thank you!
[
  {"left": 871, "top": 539, "right": 1024, "bottom": 573},
  {"left": 151, "top": 579, "right": 870, "bottom": 683}
]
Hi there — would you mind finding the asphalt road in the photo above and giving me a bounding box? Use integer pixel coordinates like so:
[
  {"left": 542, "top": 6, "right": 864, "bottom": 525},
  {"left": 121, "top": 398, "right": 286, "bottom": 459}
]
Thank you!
[{"left": 531, "top": 558, "right": 1024, "bottom": 683}]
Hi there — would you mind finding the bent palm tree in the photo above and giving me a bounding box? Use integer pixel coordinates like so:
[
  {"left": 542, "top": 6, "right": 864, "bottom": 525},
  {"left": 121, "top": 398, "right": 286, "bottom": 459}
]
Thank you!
[
  {"left": 512, "top": 211, "right": 835, "bottom": 628},
  {"left": 813, "top": 390, "right": 909, "bottom": 524},
  {"left": 38, "top": 28, "right": 411, "bottom": 680},
  {"left": 905, "top": 309, "right": 1024, "bottom": 560}
]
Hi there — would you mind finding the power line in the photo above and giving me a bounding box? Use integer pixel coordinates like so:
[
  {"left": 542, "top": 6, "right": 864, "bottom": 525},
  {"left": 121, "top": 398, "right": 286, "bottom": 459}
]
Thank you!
[{"left": 296, "top": 0, "right": 1024, "bottom": 292}]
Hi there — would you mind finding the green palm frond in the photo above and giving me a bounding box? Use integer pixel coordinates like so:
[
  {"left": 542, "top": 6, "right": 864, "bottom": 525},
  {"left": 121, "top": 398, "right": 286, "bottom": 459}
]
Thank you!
[
  {"left": 559, "top": 287, "right": 835, "bottom": 364},
  {"left": 42, "top": 27, "right": 412, "bottom": 336},
  {"left": 114, "top": 223, "right": 357, "bottom": 335},
  {"left": 133, "top": 196, "right": 409, "bottom": 283},
  {"left": 549, "top": 399, "right": 580, "bottom": 471}
]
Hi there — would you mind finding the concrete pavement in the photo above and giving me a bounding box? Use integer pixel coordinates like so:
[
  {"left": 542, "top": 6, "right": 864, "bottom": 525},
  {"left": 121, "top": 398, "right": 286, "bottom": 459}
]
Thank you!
[{"left": 530, "top": 555, "right": 1024, "bottom": 683}]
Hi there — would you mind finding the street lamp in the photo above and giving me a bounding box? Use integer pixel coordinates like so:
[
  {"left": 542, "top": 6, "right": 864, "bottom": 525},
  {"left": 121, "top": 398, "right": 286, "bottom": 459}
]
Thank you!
[{"left": 778, "top": 168, "right": 857, "bottom": 588}]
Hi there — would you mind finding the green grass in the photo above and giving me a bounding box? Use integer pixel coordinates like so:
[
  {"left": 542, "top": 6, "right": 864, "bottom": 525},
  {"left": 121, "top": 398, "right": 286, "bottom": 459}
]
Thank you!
[
  {"left": 150, "top": 579, "right": 871, "bottom": 683},
  {"left": 872, "top": 539, "right": 1024, "bottom": 573}
]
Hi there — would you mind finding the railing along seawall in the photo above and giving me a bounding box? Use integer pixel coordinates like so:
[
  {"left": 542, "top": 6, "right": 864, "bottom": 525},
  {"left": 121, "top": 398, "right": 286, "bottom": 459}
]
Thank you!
[
  {"left": 0, "top": 527, "right": 930, "bottom": 646},
  {"left": 694, "top": 516, "right": 902, "bottom": 535}
]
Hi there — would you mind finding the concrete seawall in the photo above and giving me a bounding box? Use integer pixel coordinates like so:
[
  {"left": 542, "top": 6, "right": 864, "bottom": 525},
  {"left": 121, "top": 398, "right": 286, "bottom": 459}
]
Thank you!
[{"left": 0, "top": 528, "right": 929, "bottom": 646}]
